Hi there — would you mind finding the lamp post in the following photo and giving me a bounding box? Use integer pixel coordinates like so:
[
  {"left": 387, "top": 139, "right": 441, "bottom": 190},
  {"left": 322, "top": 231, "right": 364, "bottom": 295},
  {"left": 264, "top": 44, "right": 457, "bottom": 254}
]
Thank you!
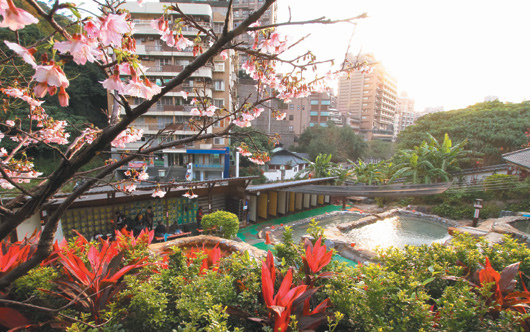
[
  {"left": 280, "top": 165, "right": 285, "bottom": 181},
  {"left": 472, "top": 198, "right": 483, "bottom": 227}
]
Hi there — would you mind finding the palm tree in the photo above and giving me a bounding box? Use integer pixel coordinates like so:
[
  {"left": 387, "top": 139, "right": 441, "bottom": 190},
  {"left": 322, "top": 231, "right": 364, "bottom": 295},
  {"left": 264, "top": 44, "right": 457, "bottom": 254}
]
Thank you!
[
  {"left": 350, "top": 159, "right": 388, "bottom": 185},
  {"left": 296, "top": 153, "right": 335, "bottom": 179}
]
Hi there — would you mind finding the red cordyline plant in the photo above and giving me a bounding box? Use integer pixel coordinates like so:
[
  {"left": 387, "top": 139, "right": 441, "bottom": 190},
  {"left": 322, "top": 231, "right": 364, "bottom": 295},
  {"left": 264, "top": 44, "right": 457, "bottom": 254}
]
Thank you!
[
  {"left": 0, "top": 230, "right": 39, "bottom": 278},
  {"left": 0, "top": 231, "right": 41, "bottom": 330},
  {"left": 43, "top": 234, "right": 156, "bottom": 324},
  {"left": 184, "top": 243, "right": 222, "bottom": 274},
  {"left": 259, "top": 244, "right": 332, "bottom": 332},
  {"left": 444, "top": 257, "right": 530, "bottom": 330}
]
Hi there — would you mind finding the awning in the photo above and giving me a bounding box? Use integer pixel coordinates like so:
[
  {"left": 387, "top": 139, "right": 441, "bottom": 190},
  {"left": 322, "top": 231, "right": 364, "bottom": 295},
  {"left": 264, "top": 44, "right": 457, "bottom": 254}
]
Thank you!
[{"left": 280, "top": 182, "right": 453, "bottom": 197}]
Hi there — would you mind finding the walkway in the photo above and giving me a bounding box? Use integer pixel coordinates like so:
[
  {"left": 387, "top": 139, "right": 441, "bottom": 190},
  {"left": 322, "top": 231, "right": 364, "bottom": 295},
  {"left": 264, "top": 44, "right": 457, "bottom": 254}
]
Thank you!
[{"left": 237, "top": 205, "right": 358, "bottom": 266}]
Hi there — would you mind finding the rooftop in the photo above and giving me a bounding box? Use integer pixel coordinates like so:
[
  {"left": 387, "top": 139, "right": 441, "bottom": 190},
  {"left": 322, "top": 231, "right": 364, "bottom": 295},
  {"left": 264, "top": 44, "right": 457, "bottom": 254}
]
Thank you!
[{"left": 502, "top": 147, "right": 530, "bottom": 171}]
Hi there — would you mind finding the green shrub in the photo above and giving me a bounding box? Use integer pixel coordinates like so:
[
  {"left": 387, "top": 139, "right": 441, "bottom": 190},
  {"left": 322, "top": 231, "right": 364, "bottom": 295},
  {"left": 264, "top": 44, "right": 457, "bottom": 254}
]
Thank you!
[{"left": 201, "top": 211, "right": 239, "bottom": 239}]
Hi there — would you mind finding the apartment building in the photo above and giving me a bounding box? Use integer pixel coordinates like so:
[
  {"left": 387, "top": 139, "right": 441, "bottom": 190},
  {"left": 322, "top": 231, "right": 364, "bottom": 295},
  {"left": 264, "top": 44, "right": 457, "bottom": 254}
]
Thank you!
[
  {"left": 393, "top": 91, "right": 416, "bottom": 141},
  {"left": 115, "top": 1, "right": 236, "bottom": 181},
  {"left": 338, "top": 53, "right": 397, "bottom": 141},
  {"left": 232, "top": 0, "right": 277, "bottom": 67}
]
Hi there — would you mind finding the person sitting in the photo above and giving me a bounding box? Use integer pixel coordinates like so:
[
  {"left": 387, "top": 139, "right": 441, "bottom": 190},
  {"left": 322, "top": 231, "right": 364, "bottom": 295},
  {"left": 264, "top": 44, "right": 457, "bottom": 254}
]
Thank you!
[
  {"left": 145, "top": 206, "right": 154, "bottom": 230},
  {"left": 154, "top": 222, "right": 167, "bottom": 238},
  {"left": 114, "top": 211, "right": 127, "bottom": 230},
  {"left": 133, "top": 213, "right": 147, "bottom": 236}
]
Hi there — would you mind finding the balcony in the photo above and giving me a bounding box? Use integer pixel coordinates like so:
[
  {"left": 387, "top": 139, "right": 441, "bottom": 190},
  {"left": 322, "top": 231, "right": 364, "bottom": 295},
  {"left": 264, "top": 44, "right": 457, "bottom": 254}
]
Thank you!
[
  {"left": 134, "top": 22, "right": 210, "bottom": 36},
  {"left": 137, "top": 44, "right": 195, "bottom": 56},
  {"left": 148, "top": 64, "right": 184, "bottom": 73},
  {"left": 193, "top": 163, "right": 223, "bottom": 170}
]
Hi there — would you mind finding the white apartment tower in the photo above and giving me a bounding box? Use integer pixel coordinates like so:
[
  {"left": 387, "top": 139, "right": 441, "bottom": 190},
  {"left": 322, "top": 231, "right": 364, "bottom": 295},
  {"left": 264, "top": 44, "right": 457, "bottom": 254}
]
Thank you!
[
  {"left": 338, "top": 53, "right": 397, "bottom": 141},
  {"left": 116, "top": 1, "right": 236, "bottom": 181}
]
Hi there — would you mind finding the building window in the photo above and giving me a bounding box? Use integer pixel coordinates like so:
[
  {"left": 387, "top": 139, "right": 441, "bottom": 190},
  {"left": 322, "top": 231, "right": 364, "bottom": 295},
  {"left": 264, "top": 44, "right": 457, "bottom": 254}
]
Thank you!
[
  {"left": 213, "top": 23, "right": 223, "bottom": 33},
  {"left": 214, "top": 137, "right": 224, "bottom": 145},
  {"left": 289, "top": 115, "right": 294, "bottom": 121},
  {"left": 213, "top": 99, "right": 224, "bottom": 108},
  {"left": 214, "top": 80, "right": 225, "bottom": 91},
  {"left": 214, "top": 62, "right": 225, "bottom": 72},
  {"left": 289, "top": 104, "right": 294, "bottom": 110},
  {"left": 158, "top": 117, "right": 173, "bottom": 129},
  {"left": 289, "top": 125, "right": 294, "bottom": 131},
  {"left": 321, "top": 100, "right": 331, "bottom": 105},
  {"left": 234, "top": 11, "right": 239, "bottom": 17},
  {"left": 310, "top": 100, "right": 319, "bottom": 105}
]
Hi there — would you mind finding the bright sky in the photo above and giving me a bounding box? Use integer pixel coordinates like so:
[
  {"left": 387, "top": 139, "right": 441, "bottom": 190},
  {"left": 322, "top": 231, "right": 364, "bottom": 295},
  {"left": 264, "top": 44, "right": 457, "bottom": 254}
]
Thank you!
[
  {"left": 69, "top": 0, "right": 530, "bottom": 112},
  {"left": 277, "top": 0, "right": 530, "bottom": 111}
]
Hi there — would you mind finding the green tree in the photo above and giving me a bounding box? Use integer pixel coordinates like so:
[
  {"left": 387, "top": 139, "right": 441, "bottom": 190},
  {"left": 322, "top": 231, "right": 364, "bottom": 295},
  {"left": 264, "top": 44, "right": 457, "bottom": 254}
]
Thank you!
[
  {"left": 350, "top": 159, "right": 390, "bottom": 185},
  {"left": 297, "top": 123, "right": 367, "bottom": 162},
  {"left": 397, "top": 101, "right": 530, "bottom": 166}
]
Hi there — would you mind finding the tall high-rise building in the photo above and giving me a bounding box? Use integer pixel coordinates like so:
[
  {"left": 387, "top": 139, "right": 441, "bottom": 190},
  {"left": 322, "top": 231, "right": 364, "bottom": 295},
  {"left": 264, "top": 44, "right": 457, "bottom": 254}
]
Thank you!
[
  {"left": 115, "top": 1, "right": 236, "bottom": 181},
  {"left": 337, "top": 53, "right": 397, "bottom": 141},
  {"left": 393, "top": 91, "right": 415, "bottom": 141}
]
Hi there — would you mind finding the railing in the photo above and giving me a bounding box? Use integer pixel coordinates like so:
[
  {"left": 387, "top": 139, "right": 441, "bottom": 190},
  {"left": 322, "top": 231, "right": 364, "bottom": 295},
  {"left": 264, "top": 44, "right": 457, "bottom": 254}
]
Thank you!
[{"left": 193, "top": 164, "right": 223, "bottom": 169}]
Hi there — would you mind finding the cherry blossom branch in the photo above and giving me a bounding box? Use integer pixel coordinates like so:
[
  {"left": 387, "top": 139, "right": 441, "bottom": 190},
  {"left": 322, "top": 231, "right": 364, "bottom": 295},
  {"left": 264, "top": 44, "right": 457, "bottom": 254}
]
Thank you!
[
  {"left": 0, "top": 165, "right": 34, "bottom": 197},
  {"left": 26, "top": 0, "right": 71, "bottom": 39},
  {"left": 247, "top": 13, "right": 368, "bottom": 31},
  {"left": 0, "top": 124, "right": 70, "bottom": 163},
  {"left": 223, "top": 0, "right": 234, "bottom": 36}
]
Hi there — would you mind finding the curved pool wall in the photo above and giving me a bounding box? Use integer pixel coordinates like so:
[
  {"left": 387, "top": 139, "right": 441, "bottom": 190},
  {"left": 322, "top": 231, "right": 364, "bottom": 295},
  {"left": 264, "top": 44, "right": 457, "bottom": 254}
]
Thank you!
[
  {"left": 271, "top": 208, "right": 458, "bottom": 264},
  {"left": 492, "top": 216, "right": 530, "bottom": 242}
]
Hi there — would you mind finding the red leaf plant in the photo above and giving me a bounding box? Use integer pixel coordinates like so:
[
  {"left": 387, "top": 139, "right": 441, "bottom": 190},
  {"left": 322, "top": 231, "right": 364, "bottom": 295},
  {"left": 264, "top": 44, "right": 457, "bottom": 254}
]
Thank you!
[
  {"left": 0, "top": 229, "right": 41, "bottom": 277},
  {"left": 261, "top": 250, "right": 332, "bottom": 332},
  {"left": 302, "top": 238, "right": 333, "bottom": 275},
  {"left": 44, "top": 238, "right": 151, "bottom": 324},
  {"left": 115, "top": 228, "right": 154, "bottom": 251},
  {"left": 444, "top": 257, "right": 530, "bottom": 331},
  {"left": 0, "top": 231, "right": 42, "bottom": 330},
  {"left": 184, "top": 243, "right": 222, "bottom": 274}
]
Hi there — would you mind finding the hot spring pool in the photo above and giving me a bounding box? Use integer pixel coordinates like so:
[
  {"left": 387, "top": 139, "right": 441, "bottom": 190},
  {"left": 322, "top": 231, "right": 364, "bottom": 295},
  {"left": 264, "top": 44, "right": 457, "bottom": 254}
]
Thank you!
[
  {"left": 280, "top": 213, "right": 451, "bottom": 251},
  {"left": 512, "top": 220, "right": 530, "bottom": 234},
  {"left": 343, "top": 215, "right": 451, "bottom": 250}
]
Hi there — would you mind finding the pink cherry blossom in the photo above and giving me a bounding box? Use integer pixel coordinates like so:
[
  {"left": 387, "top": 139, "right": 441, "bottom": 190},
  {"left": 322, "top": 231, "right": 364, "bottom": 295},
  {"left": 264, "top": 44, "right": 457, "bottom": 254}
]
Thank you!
[
  {"left": 53, "top": 34, "right": 102, "bottom": 65},
  {"left": 58, "top": 86, "right": 69, "bottom": 107},
  {"left": 233, "top": 118, "right": 251, "bottom": 128},
  {"left": 124, "top": 183, "right": 137, "bottom": 192},
  {"left": 98, "top": 13, "right": 131, "bottom": 46},
  {"left": 4, "top": 41, "right": 36, "bottom": 67},
  {"left": 33, "top": 64, "right": 69, "bottom": 88},
  {"left": 6, "top": 120, "right": 15, "bottom": 126},
  {"left": 150, "top": 17, "right": 168, "bottom": 34},
  {"left": 237, "top": 146, "right": 252, "bottom": 157},
  {"left": 247, "top": 22, "right": 261, "bottom": 37},
  {"left": 138, "top": 171, "right": 149, "bottom": 181},
  {"left": 175, "top": 35, "right": 193, "bottom": 51},
  {"left": 0, "top": 147, "right": 7, "bottom": 157},
  {"left": 161, "top": 29, "right": 175, "bottom": 47},
  {"left": 181, "top": 91, "right": 189, "bottom": 100},
  {"left": 220, "top": 50, "right": 228, "bottom": 60},
  {"left": 182, "top": 191, "right": 198, "bottom": 199},
  {"left": 190, "top": 108, "right": 202, "bottom": 116},
  {"left": 0, "top": 0, "right": 38, "bottom": 31},
  {"left": 152, "top": 189, "right": 166, "bottom": 198},
  {"left": 2, "top": 87, "right": 23, "bottom": 98},
  {"left": 111, "top": 127, "right": 143, "bottom": 148},
  {"left": 204, "top": 105, "right": 217, "bottom": 117},
  {"left": 83, "top": 20, "right": 100, "bottom": 38},
  {"left": 101, "top": 71, "right": 126, "bottom": 94}
]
